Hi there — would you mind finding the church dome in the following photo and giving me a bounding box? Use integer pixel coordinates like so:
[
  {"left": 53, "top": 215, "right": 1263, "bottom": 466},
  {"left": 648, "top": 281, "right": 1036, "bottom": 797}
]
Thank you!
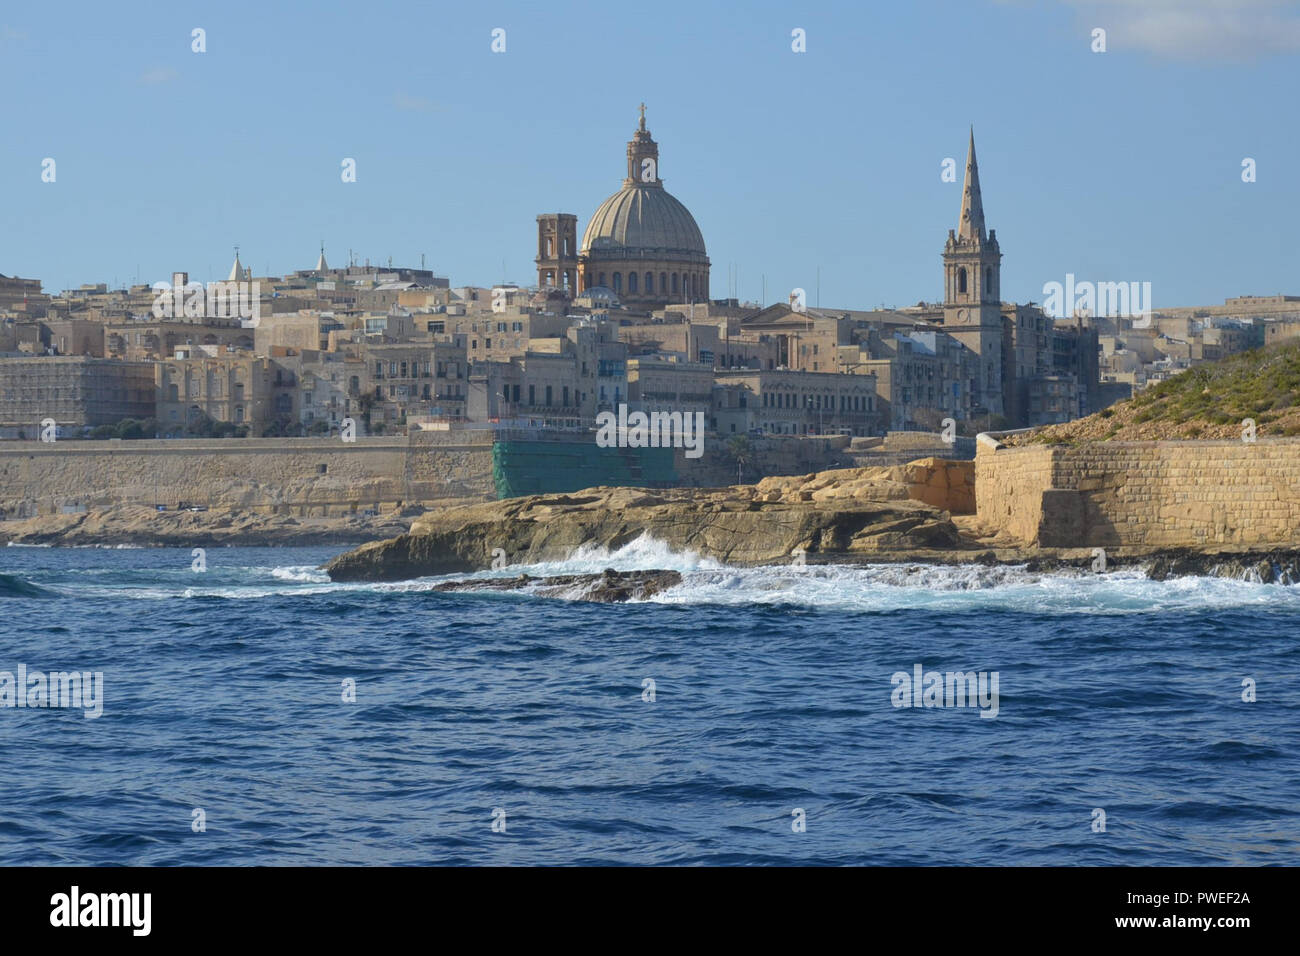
[
  {"left": 576, "top": 107, "right": 710, "bottom": 304},
  {"left": 581, "top": 185, "right": 707, "bottom": 260}
]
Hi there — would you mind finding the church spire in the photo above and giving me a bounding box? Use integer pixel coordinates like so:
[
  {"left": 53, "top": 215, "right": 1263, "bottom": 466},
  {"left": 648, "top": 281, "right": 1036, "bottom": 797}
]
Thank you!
[
  {"left": 958, "top": 127, "right": 986, "bottom": 242},
  {"left": 227, "top": 245, "right": 244, "bottom": 282}
]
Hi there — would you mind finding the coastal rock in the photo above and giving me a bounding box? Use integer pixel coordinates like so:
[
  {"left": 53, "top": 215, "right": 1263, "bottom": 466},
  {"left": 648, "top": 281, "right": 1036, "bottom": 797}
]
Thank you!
[
  {"left": 0, "top": 504, "right": 414, "bottom": 548},
  {"left": 325, "top": 464, "right": 974, "bottom": 583},
  {"left": 431, "top": 568, "right": 683, "bottom": 603}
]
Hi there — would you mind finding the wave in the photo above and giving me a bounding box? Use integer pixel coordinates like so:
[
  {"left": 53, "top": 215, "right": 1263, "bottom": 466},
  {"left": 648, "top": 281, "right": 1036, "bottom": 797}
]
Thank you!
[
  {"left": 0, "top": 572, "right": 53, "bottom": 598},
  {"left": 448, "top": 536, "right": 1300, "bottom": 614},
  {"left": 12, "top": 535, "right": 1300, "bottom": 613},
  {"left": 269, "top": 565, "right": 332, "bottom": 584},
  {"left": 534, "top": 533, "right": 724, "bottom": 573}
]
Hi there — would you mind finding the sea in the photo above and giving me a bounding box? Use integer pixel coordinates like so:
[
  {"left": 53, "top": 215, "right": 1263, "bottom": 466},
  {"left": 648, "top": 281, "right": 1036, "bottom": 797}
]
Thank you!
[{"left": 1, "top": 537, "right": 1297, "bottom": 866}]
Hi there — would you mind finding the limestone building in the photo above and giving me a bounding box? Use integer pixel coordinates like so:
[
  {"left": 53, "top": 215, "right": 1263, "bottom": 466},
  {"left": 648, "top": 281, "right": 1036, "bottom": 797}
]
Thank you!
[
  {"left": 553, "top": 106, "right": 710, "bottom": 309},
  {"left": 942, "top": 129, "right": 1006, "bottom": 419}
]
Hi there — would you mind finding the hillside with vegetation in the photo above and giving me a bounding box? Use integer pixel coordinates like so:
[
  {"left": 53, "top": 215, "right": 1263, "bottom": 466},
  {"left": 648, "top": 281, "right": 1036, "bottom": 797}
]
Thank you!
[{"left": 1010, "top": 341, "right": 1300, "bottom": 445}]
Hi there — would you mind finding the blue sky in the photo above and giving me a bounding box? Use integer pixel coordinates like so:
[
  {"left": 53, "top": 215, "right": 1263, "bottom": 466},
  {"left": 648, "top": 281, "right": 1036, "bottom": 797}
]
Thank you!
[{"left": 3, "top": 0, "right": 1298, "bottom": 308}]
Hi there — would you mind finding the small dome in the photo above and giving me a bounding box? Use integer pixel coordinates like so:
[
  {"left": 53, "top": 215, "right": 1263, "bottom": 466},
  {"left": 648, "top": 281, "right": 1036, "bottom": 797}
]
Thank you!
[{"left": 580, "top": 185, "right": 707, "bottom": 261}]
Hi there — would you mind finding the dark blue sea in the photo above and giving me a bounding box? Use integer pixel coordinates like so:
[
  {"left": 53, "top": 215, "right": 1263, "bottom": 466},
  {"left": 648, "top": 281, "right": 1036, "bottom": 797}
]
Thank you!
[{"left": 1, "top": 539, "right": 1297, "bottom": 865}]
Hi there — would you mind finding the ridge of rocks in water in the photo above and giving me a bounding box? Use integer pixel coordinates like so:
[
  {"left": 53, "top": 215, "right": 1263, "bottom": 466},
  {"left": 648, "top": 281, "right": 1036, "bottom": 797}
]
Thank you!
[
  {"left": 321, "top": 463, "right": 1300, "bottom": 585},
  {"left": 324, "top": 463, "right": 974, "bottom": 583},
  {"left": 431, "top": 568, "right": 683, "bottom": 603}
]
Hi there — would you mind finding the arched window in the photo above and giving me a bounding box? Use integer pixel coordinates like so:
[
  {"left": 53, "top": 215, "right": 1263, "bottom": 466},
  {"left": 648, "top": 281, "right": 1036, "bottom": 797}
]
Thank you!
[
  {"left": 628, "top": 272, "right": 637, "bottom": 293},
  {"left": 671, "top": 273, "right": 678, "bottom": 294},
  {"left": 612, "top": 272, "right": 622, "bottom": 293},
  {"left": 645, "top": 272, "right": 653, "bottom": 293},
  {"left": 958, "top": 267, "right": 967, "bottom": 294},
  {"left": 599, "top": 273, "right": 606, "bottom": 288},
  {"left": 984, "top": 266, "right": 993, "bottom": 297},
  {"left": 660, "top": 272, "right": 667, "bottom": 293}
]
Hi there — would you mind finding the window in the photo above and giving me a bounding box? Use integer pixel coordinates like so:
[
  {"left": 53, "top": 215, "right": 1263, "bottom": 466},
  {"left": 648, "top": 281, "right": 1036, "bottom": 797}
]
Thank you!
[
  {"left": 628, "top": 272, "right": 637, "bottom": 293},
  {"left": 958, "top": 268, "right": 967, "bottom": 294}
]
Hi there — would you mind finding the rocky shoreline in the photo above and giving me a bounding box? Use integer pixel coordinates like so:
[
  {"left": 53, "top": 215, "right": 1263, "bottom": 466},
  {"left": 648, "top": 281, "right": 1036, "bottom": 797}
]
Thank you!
[
  {"left": 0, "top": 504, "right": 418, "bottom": 548},
  {"left": 321, "top": 464, "right": 1300, "bottom": 585},
  {"left": 431, "top": 569, "right": 685, "bottom": 603},
  {"left": 7, "top": 462, "right": 1300, "bottom": 586}
]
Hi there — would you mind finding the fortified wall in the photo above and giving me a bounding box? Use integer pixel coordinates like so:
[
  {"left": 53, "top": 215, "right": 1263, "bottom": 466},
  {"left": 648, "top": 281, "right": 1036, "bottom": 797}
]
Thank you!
[
  {"left": 976, "top": 436, "right": 1300, "bottom": 549},
  {"left": 0, "top": 430, "right": 952, "bottom": 517},
  {"left": 0, "top": 432, "right": 497, "bottom": 518}
]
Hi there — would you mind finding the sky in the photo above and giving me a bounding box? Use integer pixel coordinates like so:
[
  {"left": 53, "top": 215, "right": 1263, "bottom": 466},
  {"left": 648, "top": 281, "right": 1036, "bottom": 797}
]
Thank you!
[{"left": 2, "top": 0, "right": 1298, "bottom": 309}]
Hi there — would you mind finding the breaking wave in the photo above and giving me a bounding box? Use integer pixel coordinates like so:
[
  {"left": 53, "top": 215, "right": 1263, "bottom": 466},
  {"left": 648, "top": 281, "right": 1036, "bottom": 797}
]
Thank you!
[
  {"left": 7, "top": 535, "right": 1300, "bottom": 614},
  {"left": 0, "top": 572, "right": 53, "bottom": 598}
]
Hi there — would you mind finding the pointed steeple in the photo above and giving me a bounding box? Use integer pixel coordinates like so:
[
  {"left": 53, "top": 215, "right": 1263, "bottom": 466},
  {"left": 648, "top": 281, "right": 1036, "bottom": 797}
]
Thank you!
[
  {"left": 316, "top": 241, "right": 329, "bottom": 273},
  {"left": 227, "top": 246, "right": 243, "bottom": 282},
  {"left": 957, "top": 127, "right": 986, "bottom": 242}
]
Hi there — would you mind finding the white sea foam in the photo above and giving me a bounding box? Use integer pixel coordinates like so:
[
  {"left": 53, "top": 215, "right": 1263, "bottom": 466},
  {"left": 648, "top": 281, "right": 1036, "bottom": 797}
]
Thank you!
[
  {"left": 24, "top": 535, "right": 1300, "bottom": 613},
  {"left": 452, "top": 535, "right": 1300, "bottom": 614},
  {"left": 270, "top": 565, "right": 331, "bottom": 584},
  {"left": 523, "top": 532, "right": 724, "bottom": 574}
]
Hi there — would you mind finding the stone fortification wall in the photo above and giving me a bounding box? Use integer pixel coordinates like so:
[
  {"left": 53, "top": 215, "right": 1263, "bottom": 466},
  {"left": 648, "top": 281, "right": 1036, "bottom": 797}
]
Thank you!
[
  {"left": 976, "top": 437, "right": 1300, "bottom": 548},
  {"left": 0, "top": 432, "right": 495, "bottom": 517}
]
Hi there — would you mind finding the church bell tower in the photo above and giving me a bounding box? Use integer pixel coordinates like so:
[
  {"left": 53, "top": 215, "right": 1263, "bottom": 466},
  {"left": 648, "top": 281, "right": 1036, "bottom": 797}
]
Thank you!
[{"left": 942, "top": 128, "right": 1005, "bottom": 417}]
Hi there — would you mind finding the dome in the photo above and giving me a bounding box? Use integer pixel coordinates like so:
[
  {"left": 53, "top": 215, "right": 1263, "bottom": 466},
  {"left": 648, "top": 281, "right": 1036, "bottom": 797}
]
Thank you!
[
  {"left": 575, "top": 107, "right": 710, "bottom": 304},
  {"left": 580, "top": 184, "right": 707, "bottom": 261}
]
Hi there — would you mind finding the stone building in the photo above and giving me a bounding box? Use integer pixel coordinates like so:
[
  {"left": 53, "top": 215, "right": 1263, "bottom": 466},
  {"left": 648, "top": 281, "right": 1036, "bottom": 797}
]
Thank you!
[
  {"left": 0, "top": 356, "right": 155, "bottom": 436},
  {"left": 0, "top": 274, "right": 46, "bottom": 313},
  {"left": 572, "top": 106, "right": 710, "bottom": 308},
  {"left": 535, "top": 214, "right": 578, "bottom": 293},
  {"left": 363, "top": 340, "right": 468, "bottom": 426},
  {"left": 941, "top": 130, "right": 1006, "bottom": 420},
  {"left": 626, "top": 358, "right": 714, "bottom": 419},
  {"left": 713, "top": 369, "right": 879, "bottom": 437},
  {"left": 155, "top": 354, "right": 292, "bottom": 434}
]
